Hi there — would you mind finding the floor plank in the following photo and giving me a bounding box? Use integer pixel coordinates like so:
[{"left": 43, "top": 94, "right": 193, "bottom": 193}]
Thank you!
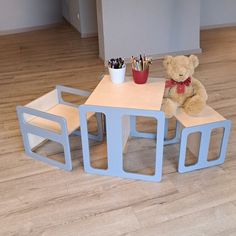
[{"left": 0, "top": 23, "right": 236, "bottom": 235}]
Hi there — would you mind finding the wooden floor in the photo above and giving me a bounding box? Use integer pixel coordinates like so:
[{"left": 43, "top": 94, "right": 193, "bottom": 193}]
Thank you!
[{"left": 0, "top": 23, "right": 236, "bottom": 236}]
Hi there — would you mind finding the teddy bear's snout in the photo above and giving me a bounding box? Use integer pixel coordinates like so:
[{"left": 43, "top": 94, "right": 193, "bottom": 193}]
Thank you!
[{"left": 178, "top": 68, "right": 188, "bottom": 79}]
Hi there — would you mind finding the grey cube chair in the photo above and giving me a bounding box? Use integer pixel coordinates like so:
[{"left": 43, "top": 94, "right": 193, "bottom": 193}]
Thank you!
[
  {"left": 164, "top": 106, "right": 231, "bottom": 173},
  {"left": 17, "top": 85, "right": 103, "bottom": 171}
]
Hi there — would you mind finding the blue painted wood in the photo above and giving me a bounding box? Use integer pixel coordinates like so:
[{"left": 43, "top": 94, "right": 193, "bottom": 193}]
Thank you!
[
  {"left": 178, "top": 120, "right": 232, "bottom": 173},
  {"left": 56, "top": 85, "right": 91, "bottom": 108},
  {"left": 79, "top": 105, "right": 165, "bottom": 182},
  {"left": 17, "top": 85, "right": 103, "bottom": 171},
  {"left": 16, "top": 105, "right": 73, "bottom": 171}
]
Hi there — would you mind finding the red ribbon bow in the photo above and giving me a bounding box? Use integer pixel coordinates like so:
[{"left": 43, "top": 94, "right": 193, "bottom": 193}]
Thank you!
[{"left": 165, "top": 77, "right": 191, "bottom": 94}]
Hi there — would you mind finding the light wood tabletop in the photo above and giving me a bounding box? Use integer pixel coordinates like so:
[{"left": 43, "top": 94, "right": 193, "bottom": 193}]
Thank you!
[{"left": 85, "top": 75, "right": 165, "bottom": 111}]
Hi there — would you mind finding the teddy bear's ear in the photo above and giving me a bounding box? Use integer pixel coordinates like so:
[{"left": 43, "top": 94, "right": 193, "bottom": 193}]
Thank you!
[
  {"left": 189, "top": 55, "right": 199, "bottom": 68},
  {"left": 163, "top": 55, "right": 173, "bottom": 68}
]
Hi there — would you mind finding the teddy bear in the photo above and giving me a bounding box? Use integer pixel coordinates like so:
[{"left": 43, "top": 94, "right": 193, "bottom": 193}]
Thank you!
[{"left": 161, "top": 55, "right": 208, "bottom": 118}]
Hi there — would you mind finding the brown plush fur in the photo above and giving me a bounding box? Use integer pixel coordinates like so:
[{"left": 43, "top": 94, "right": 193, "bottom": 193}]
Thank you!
[{"left": 161, "top": 55, "right": 208, "bottom": 118}]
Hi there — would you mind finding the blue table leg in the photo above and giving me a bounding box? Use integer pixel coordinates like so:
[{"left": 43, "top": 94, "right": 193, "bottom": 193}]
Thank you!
[{"left": 80, "top": 105, "right": 165, "bottom": 182}]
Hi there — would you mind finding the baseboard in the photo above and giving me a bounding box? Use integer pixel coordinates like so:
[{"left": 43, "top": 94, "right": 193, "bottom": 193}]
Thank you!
[
  {"left": 146, "top": 48, "right": 202, "bottom": 61},
  {"left": 80, "top": 32, "right": 98, "bottom": 38},
  {"left": 62, "top": 17, "right": 98, "bottom": 38},
  {"left": 0, "top": 22, "right": 62, "bottom": 36},
  {"left": 119, "top": 48, "right": 202, "bottom": 64},
  {"left": 200, "top": 23, "right": 236, "bottom": 30}
]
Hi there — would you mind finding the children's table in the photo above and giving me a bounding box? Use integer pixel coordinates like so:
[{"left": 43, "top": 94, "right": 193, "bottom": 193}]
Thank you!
[{"left": 79, "top": 75, "right": 166, "bottom": 182}]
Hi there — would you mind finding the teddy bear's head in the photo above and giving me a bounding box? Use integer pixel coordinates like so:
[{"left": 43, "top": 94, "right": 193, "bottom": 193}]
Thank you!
[{"left": 163, "top": 55, "right": 199, "bottom": 82}]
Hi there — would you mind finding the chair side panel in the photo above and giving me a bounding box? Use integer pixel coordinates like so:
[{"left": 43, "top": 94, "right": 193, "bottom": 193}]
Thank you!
[
  {"left": 23, "top": 89, "right": 58, "bottom": 149},
  {"left": 25, "top": 89, "right": 58, "bottom": 122}
]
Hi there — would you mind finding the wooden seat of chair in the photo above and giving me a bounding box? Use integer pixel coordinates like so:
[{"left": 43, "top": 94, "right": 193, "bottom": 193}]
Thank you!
[
  {"left": 29, "top": 104, "right": 94, "bottom": 134},
  {"left": 175, "top": 105, "right": 226, "bottom": 128}
]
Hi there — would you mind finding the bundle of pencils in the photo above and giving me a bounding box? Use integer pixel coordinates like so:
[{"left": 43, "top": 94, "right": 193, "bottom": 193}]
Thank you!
[
  {"left": 108, "top": 58, "right": 125, "bottom": 69},
  {"left": 131, "top": 55, "right": 152, "bottom": 71}
]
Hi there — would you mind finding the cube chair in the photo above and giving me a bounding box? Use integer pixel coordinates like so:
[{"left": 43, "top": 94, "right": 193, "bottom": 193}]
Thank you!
[
  {"left": 164, "top": 106, "right": 231, "bottom": 173},
  {"left": 17, "top": 85, "right": 103, "bottom": 171}
]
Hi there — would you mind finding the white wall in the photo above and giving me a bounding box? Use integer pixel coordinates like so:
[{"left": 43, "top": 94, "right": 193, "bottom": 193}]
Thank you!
[
  {"left": 0, "top": 0, "right": 62, "bottom": 33},
  {"left": 201, "top": 0, "right": 236, "bottom": 28},
  {"left": 97, "top": 0, "right": 201, "bottom": 61},
  {"left": 62, "top": 0, "right": 98, "bottom": 37},
  {"left": 62, "top": 0, "right": 81, "bottom": 32},
  {"left": 96, "top": 0, "right": 105, "bottom": 59},
  {"left": 79, "top": 0, "right": 97, "bottom": 36}
]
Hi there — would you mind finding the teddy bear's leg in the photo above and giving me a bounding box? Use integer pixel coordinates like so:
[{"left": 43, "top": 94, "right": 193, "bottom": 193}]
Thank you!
[
  {"left": 161, "top": 98, "right": 178, "bottom": 118},
  {"left": 183, "top": 95, "right": 206, "bottom": 115}
]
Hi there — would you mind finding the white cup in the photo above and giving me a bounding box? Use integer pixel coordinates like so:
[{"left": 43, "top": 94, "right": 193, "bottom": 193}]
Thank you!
[{"left": 108, "top": 66, "right": 126, "bottom": 84}]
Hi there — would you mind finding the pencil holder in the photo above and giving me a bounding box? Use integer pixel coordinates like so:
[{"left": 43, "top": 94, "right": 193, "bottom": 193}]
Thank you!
[
  {"left": 109, "top": 66, "right": 126, "bottom": 84},
  {"left": 132, "top": 68, "right": 149, "bottom": 84}
]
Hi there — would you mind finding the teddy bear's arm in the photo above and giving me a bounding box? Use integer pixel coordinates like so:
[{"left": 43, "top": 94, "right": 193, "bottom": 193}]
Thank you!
[
  {"left": 191, "top": 78, "right": 208, "bottom": 101},
  {"left": 163, "top": 87, "right": 171, "bottom": 98}
]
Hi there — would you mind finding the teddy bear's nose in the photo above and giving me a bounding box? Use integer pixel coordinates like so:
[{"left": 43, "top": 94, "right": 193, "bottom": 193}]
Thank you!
[{"left": 179, "top": 74, "right": 183, "bottom": 76}]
